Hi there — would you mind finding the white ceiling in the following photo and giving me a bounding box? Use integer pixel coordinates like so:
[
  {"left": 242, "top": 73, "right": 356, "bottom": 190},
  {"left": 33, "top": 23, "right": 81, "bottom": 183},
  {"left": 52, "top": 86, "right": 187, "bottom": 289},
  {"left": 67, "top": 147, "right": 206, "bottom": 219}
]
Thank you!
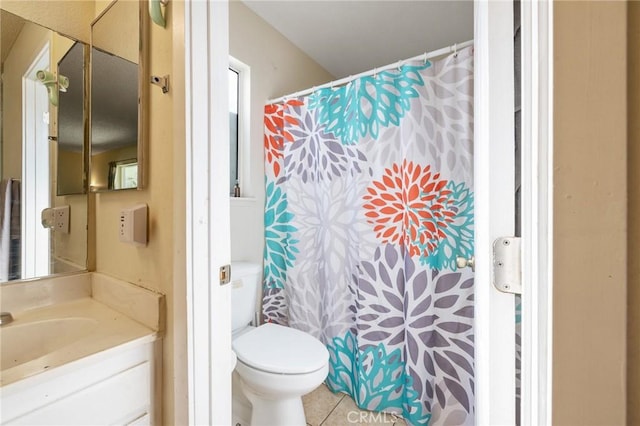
[{"left": 242, "top": 0, "right": 474, "bottom": 79}]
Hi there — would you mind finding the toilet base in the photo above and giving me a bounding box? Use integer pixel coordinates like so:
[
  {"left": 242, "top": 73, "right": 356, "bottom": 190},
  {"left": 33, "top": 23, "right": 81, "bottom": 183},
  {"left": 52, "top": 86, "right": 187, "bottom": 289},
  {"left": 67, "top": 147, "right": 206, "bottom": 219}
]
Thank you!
[
  {"left": 232, "top": 371, "right": 252, "bottom": 426},
  {"left": 242, "top": 384, "right": 306, "bottom": 426}
]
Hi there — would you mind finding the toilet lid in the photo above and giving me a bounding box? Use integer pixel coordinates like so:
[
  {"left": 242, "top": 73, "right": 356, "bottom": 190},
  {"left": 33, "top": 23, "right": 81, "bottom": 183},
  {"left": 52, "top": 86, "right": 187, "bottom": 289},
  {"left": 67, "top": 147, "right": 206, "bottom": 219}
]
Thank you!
[{"left": 232, "top": 323, "right": 329, "bottom": 374}]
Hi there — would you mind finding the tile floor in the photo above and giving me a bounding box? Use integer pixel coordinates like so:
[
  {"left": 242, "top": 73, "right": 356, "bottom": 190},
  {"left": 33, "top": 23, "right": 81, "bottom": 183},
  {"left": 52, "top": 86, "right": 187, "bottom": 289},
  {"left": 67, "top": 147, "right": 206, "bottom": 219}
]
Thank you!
[{"left": 302, "top": 384, "right": 407, "bottom": 426}]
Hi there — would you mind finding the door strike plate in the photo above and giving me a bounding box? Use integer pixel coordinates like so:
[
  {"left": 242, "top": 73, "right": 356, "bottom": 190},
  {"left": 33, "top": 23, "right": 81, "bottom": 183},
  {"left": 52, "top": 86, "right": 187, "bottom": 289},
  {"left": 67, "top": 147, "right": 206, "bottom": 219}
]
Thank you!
[
  {"left": 220, "top": 264, "right": 231, "bottom": 286},
  {"left": 492, "top": 237, "right": 522, "bottom": 294}
]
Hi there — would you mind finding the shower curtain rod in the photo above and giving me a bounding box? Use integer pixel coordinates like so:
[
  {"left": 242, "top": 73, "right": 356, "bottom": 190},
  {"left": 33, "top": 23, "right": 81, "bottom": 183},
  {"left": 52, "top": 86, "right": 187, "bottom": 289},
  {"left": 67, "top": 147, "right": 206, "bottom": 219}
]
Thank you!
[{"left": 267, "top": 39, "right": 473, "bottom": 105}]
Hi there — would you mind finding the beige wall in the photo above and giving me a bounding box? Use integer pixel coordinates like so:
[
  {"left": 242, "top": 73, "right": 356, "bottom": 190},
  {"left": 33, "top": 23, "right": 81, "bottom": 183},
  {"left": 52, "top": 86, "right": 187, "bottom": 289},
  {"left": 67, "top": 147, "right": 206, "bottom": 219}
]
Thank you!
[
  {"left": 628, "top": 1, "right": 640, "bottom": 424},
  {"left": 229, "top": 0, "right": 334, "bottom": 264},
  {"left": 56, "top": 149, "right": 84, "bottom": 194},
  {"left": 553, "top": 2, "right": 627, "bottom": 424},
  {"left": 170, "top": 1, "right": 187, "bottom": 422},
  {"left": 92, "top": 1, "right": 179, "bottom": 423},
  {"left": 92, "top": 0, "right": 138, "bottom": 64},
  {"left": 1, "top": 0, "right": 93, "bottom": 43}
]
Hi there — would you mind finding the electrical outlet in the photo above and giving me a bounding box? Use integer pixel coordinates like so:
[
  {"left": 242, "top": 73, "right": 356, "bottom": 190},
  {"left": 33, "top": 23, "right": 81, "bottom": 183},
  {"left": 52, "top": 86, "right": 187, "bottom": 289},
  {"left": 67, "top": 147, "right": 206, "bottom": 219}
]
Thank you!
[{"left": 54, "top": 205, "right": 70, "bottom": 234}]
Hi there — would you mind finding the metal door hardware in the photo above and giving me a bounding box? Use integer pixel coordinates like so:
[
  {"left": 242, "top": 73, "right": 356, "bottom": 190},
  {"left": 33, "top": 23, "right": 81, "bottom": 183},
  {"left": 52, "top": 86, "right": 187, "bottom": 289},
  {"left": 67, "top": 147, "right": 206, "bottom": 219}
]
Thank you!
[
  {"left": 492, "top": 237, "right": 522, "bottom": 294},
  {"left": 220, "top": 264, "right": 231, "bottom": 285},
  {"left": 456, "top": 256, "right": 475, "bottom": 271}
]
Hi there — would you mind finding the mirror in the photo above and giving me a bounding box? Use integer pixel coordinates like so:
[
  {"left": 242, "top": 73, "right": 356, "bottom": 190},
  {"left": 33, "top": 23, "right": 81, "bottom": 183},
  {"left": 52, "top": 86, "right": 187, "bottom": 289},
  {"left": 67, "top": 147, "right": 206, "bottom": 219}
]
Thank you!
[
  {"left": 57, "top": 42, "right": 87, "bottom": 195},
  {"left": 90, "top": 0, "right": 144, "bottom": 192},
  {"left": 0, "top": 9, "right": 88, "bottom": 282}
]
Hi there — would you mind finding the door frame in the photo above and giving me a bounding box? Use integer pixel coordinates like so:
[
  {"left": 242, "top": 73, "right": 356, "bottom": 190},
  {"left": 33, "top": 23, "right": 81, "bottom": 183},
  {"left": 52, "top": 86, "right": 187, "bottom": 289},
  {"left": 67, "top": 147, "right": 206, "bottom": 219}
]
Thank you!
[
  {"left": 519, "top": 1, "right": 554, "bottom": 424},
  {"left": 473, "top": 1, "right": 516, "bottom": 423},
  {"left": 22, "top": 42, "right": 51, "bottom": 279},
  {"left": 184, "top": 1, "right": 232, "bottom": 425},
  {"left": 183, "top": 1, "right": 553, "bottom": 424}
]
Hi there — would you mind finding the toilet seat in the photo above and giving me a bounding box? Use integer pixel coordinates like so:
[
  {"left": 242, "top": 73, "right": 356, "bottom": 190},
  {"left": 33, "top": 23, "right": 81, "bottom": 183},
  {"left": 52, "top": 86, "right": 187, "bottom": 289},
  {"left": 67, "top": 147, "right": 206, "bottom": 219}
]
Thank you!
[{"left": 232, "top": 323, "right": 328, "bottom": 374}]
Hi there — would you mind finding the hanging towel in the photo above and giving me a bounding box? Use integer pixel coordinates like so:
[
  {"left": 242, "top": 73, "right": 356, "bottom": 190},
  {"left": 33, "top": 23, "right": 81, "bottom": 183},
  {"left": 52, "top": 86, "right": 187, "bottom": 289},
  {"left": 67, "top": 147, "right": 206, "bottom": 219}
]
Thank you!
[
  {"left": 9, "top": 180, "right": 21, "bottom": 280},
  {"left": 0, "top": 179, "right": 12, "bottom": 281}
]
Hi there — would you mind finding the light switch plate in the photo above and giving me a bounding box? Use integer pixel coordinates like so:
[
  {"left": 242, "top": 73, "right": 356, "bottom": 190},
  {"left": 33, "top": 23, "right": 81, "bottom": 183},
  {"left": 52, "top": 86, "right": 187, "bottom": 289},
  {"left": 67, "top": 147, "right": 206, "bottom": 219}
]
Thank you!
[{"left": 119, "top": 204, "right": 148, "bottom": 246}]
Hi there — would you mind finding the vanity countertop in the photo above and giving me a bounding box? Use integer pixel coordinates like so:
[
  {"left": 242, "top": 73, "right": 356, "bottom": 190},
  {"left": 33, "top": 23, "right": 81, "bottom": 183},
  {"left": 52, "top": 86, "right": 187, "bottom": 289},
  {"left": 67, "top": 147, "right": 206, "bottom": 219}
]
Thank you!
[{"left": 0, "top": 297, "right": 157, "bottom": 387}]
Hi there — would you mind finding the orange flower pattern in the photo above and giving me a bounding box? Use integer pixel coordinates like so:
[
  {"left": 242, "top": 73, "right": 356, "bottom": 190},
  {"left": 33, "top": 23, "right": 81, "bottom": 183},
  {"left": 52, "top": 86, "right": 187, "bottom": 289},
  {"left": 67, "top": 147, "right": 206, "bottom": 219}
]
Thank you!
[
  {"left": 264, "top": 99, "right": 304, "bottom": 178},
  {"left": 363, "top": 160, "right": 456, "bottom": 259}
]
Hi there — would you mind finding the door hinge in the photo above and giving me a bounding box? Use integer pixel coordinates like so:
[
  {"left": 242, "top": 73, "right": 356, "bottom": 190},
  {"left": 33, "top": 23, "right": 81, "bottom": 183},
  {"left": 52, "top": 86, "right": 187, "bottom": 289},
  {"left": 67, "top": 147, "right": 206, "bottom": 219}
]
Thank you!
[
  {"left": 492, "top": 237, "right": 522, "bottom": 294},
  {"left": 219, "top": 264, "right": 231, "bottom": 286}
]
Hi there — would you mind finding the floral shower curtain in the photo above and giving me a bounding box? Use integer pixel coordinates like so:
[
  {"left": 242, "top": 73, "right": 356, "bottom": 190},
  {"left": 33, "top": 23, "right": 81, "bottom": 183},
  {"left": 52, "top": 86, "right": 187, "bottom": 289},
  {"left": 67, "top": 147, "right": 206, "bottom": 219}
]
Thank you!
[{"left": 263, "top": 46, "right": 475, "bottom": 425}]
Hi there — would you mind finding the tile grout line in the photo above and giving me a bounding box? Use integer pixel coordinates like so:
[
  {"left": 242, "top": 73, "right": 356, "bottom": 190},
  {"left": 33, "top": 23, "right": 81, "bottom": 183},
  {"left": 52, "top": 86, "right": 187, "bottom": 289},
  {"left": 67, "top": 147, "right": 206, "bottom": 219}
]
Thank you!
[{"left": 319, "top": 392, "right": 347, "bottom": 426}]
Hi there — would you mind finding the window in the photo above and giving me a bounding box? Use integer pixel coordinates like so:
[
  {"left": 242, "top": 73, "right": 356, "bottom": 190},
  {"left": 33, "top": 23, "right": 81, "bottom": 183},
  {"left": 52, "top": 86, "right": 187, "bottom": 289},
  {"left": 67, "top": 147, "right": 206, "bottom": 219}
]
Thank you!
[
  {"left": 108, "top": 159, "right": 138, "bottom": 190},
  {"left": 229, "top": 68, "right": 239, "bottom": 195},
  {"left": 229, "top": 57, "right": 249, "bottom": 197}
]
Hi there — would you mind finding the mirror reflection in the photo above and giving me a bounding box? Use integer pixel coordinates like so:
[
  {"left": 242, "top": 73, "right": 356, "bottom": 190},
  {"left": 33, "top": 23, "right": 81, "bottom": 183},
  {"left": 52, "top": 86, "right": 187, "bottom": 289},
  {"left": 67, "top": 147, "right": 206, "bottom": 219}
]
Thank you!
[
  {"left": 90, "top": 0, "right": 141, "bottom": 192},
  {"left": 0, "top": 9, "right": 88, "bottom": 282},
  {"left": 57, "top": 42, "right": 86, "bottom": 195}
]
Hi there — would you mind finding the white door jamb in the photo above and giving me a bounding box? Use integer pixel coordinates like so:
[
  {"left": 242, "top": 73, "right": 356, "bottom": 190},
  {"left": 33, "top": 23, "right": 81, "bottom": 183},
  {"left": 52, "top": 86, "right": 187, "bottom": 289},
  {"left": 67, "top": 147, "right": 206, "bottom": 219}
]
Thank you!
[
  {"left": 520, "top": 1, "right": 554, "bottom": 424},
  {"left": 184, "top": 1, "right": 232, "bottom": 424}
]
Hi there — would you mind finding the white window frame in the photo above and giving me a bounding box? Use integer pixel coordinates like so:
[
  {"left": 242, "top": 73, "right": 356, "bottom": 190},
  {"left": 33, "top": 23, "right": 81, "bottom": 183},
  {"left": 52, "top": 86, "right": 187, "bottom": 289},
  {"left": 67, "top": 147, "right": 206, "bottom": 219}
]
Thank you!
[
  {"left": 229, "top": 56, "right": 251, "bottom": 197},
  {"left": 113, "top": 161, "right": 138, "bottom": 190}
]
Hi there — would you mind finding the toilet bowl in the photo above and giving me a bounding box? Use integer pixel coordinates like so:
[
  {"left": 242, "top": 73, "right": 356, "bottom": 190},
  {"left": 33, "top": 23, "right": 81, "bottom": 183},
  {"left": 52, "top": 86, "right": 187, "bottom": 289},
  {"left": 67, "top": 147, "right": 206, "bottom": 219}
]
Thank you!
[
  {"left": 233, "top": 323, "right": 329, "bottom": 426},
  {"left": 230, "top": 262, "right": 329, "bottom": 426}
]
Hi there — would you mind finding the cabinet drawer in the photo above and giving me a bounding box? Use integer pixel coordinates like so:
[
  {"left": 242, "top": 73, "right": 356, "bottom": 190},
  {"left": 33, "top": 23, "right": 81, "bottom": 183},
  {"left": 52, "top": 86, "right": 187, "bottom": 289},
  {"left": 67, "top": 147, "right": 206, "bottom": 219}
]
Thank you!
[{"left": 8, "top": 362, "right": 150, "bottom": 425}]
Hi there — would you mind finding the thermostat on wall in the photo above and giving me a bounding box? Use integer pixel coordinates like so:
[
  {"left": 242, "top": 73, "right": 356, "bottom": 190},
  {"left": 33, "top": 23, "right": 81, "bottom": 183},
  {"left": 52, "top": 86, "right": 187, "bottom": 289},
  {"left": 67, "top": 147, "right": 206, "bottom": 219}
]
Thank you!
[{"left": 119, "top": 204, "right": 148, "bottom": 246}]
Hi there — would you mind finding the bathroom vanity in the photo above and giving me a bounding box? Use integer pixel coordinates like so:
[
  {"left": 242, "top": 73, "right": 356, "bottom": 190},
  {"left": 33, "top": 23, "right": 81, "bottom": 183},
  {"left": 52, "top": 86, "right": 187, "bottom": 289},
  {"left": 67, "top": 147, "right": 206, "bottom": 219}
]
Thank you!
[{"left": 0, "top": 273, "right": 163, "bottom": 425}]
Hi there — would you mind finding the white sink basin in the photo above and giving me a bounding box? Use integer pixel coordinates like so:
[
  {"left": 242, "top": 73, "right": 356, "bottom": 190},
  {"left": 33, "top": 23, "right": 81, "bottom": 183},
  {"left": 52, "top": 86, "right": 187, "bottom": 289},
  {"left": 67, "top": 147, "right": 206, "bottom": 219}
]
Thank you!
[
  {"left": 0, "top": 298, "right": 156, "bottom": 387},
  {"left": 1, "top": 317, "right": 98, "bottom": 370}
]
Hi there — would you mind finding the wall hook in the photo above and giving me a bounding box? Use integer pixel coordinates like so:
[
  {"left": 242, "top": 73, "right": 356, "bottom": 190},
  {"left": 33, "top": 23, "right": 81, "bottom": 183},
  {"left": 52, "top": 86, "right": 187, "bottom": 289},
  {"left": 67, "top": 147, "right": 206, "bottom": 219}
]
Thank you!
[
  {"left": 151, "top": 75, "right": 170, "bottom": 94},
  {"left": 149, "top": 0, "right": 169, "bottom": 28},
  {"left": 36, "top": 70, "right": 69, "bottom": 106}
]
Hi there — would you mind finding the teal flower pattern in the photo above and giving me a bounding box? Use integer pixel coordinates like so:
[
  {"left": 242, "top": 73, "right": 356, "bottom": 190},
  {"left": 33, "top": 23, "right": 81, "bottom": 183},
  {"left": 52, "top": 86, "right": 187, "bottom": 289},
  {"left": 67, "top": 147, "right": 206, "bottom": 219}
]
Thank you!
[
  {"left": 309, "top": 63, "right": 430, "bottom": 145},
  {"left": 263, "top": 180, "right": 298, "bottom": 289},
  {"left": 326, "top": 330, "right": 431, "bottom": 426},
  {"left": 422, "top": 181, "right": 475, "bottom": 270}
]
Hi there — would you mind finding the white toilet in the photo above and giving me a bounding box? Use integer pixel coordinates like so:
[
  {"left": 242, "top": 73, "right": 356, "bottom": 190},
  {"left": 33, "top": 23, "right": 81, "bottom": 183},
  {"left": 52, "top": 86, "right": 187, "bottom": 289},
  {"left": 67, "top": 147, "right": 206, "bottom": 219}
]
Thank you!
[{"left": 231, "top": 262, "right": 329, "bottom": 426}]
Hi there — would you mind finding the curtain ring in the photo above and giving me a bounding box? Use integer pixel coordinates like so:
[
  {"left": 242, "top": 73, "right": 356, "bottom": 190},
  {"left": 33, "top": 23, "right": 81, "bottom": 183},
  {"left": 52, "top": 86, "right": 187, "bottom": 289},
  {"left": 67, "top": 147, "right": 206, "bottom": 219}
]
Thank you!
[
  {"left": 423, "top": 53, "right": 427, "bottom": 65},
  {"left": 453, "top": 43, "right": 458, "bottom": 58},
  {"left": 373, "top": 68, "right": 378, "bottom": 78}
]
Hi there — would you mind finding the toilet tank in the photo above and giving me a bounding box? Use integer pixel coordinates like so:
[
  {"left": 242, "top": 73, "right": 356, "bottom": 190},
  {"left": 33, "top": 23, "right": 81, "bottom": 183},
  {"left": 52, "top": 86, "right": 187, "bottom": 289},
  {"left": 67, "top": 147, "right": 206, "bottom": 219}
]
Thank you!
[{"left": 231, "top": 262, "right": 262, "bottom": 332}]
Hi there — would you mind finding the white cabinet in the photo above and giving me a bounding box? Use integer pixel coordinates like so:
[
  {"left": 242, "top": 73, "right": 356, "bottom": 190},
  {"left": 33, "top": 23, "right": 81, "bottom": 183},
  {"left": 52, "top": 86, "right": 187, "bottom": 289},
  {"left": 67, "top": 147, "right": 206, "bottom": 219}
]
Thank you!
[{"left": 1, "top": 339, "right": 161, "bottom": 425}]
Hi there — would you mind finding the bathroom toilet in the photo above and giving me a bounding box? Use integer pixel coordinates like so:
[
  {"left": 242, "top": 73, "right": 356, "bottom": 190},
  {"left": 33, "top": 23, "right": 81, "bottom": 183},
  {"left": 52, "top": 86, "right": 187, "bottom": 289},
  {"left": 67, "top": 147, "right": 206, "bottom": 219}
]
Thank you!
[{"left": 231, "top": 262, "right": 329, "bottom": 426}]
